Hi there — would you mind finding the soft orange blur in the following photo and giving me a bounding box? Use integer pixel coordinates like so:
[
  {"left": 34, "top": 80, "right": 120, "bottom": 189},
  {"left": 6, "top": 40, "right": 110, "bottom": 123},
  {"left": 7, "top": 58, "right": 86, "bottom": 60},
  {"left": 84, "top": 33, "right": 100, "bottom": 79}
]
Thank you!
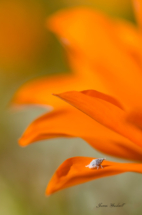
[{"left": 0, "top": 0, "right": 47, "bottom": 70}]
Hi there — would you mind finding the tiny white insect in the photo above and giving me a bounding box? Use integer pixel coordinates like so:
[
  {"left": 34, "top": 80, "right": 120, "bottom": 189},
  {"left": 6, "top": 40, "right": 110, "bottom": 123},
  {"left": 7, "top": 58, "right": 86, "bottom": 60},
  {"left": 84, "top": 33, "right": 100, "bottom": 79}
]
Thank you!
[{"left": 85, "top": 158, "right": 105, "bottom": 169}]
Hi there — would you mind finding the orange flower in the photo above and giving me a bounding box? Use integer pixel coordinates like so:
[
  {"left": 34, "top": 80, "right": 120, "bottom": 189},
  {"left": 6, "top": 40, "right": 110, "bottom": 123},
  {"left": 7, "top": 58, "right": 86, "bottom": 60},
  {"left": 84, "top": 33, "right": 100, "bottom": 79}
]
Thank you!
[{"left": 12, "top": 1, "right": 142, "bottom": 195}]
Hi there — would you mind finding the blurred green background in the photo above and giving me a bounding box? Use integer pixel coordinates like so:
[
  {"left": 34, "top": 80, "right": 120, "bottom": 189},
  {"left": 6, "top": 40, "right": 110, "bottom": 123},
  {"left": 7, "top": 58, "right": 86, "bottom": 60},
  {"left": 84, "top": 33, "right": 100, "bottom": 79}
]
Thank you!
[{"left": 1, "top": 0, "right": 142, "bottom": 214}]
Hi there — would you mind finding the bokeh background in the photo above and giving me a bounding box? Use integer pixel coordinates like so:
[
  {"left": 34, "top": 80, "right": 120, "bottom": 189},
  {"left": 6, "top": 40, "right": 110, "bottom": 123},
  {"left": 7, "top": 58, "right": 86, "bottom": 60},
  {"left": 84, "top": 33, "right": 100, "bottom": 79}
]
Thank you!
[{"left": 1, "top": 0, "right": 142, "bottom": 214}]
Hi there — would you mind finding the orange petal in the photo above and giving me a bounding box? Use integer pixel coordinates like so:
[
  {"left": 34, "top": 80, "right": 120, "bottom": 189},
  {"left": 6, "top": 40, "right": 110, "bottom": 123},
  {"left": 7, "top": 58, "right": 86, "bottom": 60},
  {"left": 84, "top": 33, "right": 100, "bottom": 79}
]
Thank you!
[
  {"left": 82, "top": 89, "right": 124, "bottom": 110},
  {"left": 11, "top": 74, "right": 71, "bottom": 108},
  {"left": 11, "top": 72, "right": 106, "bottom": 109},
  {"left": 19, "top": 107, "right": 142, "bottom": 162},
  {"left": 46, "top": 156, "right": 142, "bottom": 195},
  {"left": 55, "top": 90, "right": 142, "bottom": 148},
  {"left": 47, "top": 8, "right": 142, "bottom": 107},
  {"left": 11, "top": 70, "right": 107, "bottom": 109}
]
